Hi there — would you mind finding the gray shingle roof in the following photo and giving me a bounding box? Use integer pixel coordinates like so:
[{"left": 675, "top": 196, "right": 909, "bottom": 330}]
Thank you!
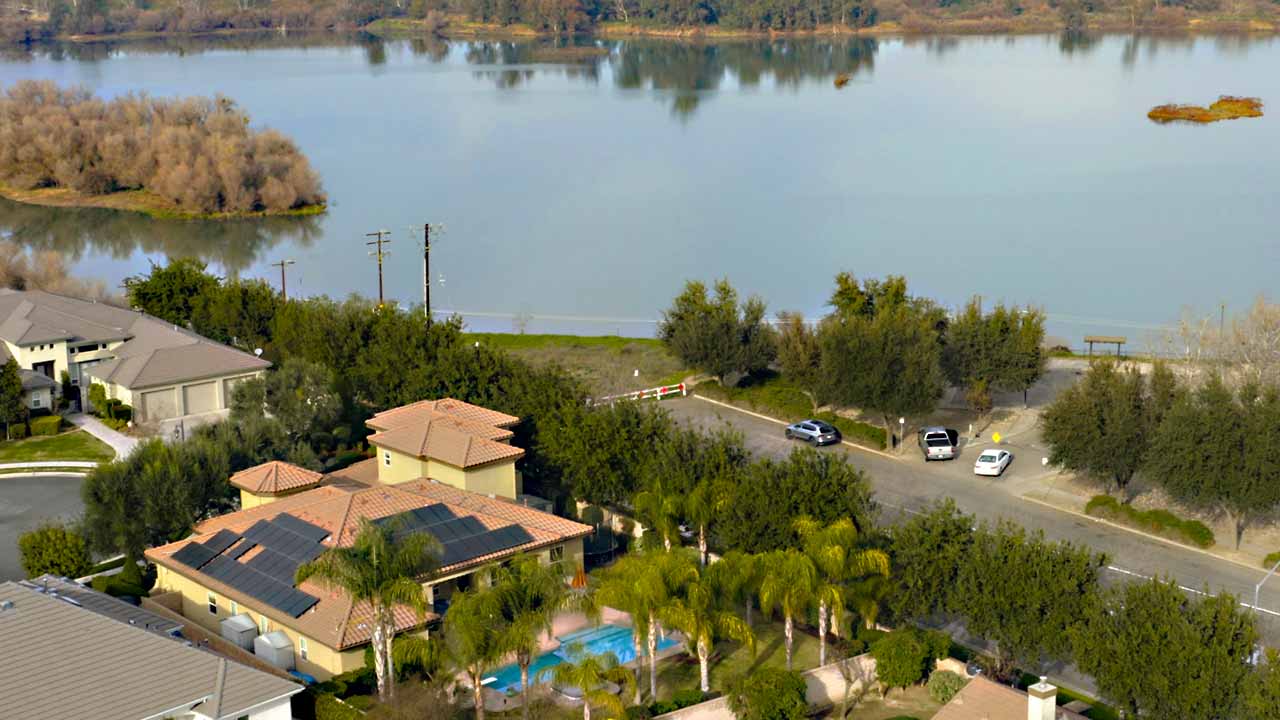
[
  {"left": 0, "top": 289, "right": 270, "bottom": 390},
  {"left": 0, "top": 581, "right": 300, "bottom": 720},
  {"left": 19, "top": 369, "right": 56, "bottom": 390},
  {"left": 23, "top": 575, "right": 183, "bottom": 636}
]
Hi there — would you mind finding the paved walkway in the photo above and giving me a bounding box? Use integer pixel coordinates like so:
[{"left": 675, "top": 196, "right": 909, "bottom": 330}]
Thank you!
[{"left": 68, "top": 414, "right": 138, "bottom": 459}]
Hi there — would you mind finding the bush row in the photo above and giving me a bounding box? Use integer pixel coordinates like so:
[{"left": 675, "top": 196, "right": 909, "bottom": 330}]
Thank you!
[
  {"left": 1085, "top": 495, "right": 1215, "bottom": 548},
  {"left": 693, "top": 377, "right": 886, "bottom": 449}
]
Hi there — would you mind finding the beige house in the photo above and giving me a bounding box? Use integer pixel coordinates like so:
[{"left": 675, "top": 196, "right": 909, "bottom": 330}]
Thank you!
[
  {"left": 0, "top": 289, "right": 269, "bottom": 423},
  {"left": 147, "top": 399, "right": 592, "bottom": 681},
  {"left": 933, "top": 677, "right": 1086, "bottom": 720}
]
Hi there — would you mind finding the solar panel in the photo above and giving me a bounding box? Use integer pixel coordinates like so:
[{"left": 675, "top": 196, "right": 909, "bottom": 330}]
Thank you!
[
  {"left": 173, "top": 543, "right": 216, "bottom": 570},
  {"left": 204, "top": 554, "right": 319, "bottom": 618},
  {"left": 439, "top": 524, "right": 534, "bottom": 566},
  {"left": 228, "top": 540, "right": 257, "bottom": 560},
  {"left": 247, "top": 548, "right": 302, "bottom": 584},
  {"left": 203, "top": 529, "right": 241, "bottom": 556},
  {"left": 275, "top": 513, "right": 330, "bottom": 543}
]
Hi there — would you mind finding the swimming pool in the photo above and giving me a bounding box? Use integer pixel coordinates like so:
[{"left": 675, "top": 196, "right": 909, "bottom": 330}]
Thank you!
[{"left": 483, "top": 624, "right": 679, "bottom": 694}]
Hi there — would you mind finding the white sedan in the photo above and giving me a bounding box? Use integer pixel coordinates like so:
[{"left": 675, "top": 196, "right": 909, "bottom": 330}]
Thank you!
[{"left": 974, "top": 449, "right": 1013, "bottom": 477}]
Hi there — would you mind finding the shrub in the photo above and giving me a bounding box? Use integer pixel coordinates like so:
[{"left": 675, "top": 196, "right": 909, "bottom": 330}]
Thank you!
[
  {"left": 871, "top": 628, "right": 951, "bottom": 693},
  {"left": 315, "top": 693, "right": 361, "bottom": 720},
  {"left": 726, "top": 668, "right": 807, "bottom": 720},
  {"left": 694, "top": 377, "right": 886, "bottom": 449},
  {"left": 1085, "top": 495, "right": 1215, "bottom": 548},
  {"left": 113, "top": 404, "right": 133, "bottom": 423},
  {"left": 672, "top": 688, "right": 707, "bottom": 708},
  {"left": 87, "top": 383, "right": 107, "bottom": 415},
  {"left": 104, "top": 398, "right": 122, "bottom": 419},
  {"left": 18, "top": 522, "right": 92, "bottom": 578},
  {"left": 8, "top": 422, "right": 28, "bottom": 439},
  {"left": 1263, "top": 551, "right": 1280, "bottom": 569},
  {"left": 29, "top": 415, "right": 62, "bottom": 436},
  {"left": 927, "top": 670, "right": 968, "bottom": 704},
  {"left": 625, "top": 706, "right": 654, "bottom": 720}
]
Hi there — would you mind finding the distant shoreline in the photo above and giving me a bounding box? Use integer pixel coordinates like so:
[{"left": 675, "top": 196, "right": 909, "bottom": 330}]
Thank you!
[{"left": 0, "top": 184, "right": 326, "bottom": 221}]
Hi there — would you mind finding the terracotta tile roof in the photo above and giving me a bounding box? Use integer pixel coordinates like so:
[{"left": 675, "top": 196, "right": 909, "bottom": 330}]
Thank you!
[
  {"left": 369, "top": 398, "right": 520, "bottom": 431},
  {"left": 229, "top": 461, "right": 325, "bottom": 495},
  {"left": 368, "top": 420, "right": 525, "bottom": 469},
  {"left": 148, "top": 482, "right": 590, "bottom": 651},
  {"left": 932, "top": 677, "right": 1086, "bottom": 720}
]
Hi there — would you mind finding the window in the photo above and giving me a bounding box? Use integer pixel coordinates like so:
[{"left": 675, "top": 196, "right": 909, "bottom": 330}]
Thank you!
[
  {"left": 383, "top": 451, "right": 392, "bottom": 467},
  {"left": 207, "top": 593, "right": 218, "bottom": 615},
  {"left": 299, "top": 636, "right": 309, "bottom": 661},
  {"left": 549, "top": 545, "right": 564, "bottom": 563},
  {"left": 32, "top": 395, "right": 40, "bottom": 408},
  {"left": 230, "top": 601, "right": 238, "bottom": 616}
]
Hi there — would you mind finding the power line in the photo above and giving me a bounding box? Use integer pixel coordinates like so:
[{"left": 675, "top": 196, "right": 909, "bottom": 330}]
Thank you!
[
  {"left": 364, "top": 230, "right": 391, "bottom": 306},
  {"left": 270, "top": 259, "right": 296, "bottom": 300}
]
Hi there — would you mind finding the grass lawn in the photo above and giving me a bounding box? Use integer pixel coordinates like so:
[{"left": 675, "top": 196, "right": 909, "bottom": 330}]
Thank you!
[
  {"left": 656, "top": 620, "right": 824, "bottom": 698},
  {"left": 468, "top": 332, "right": 689, "bottom": 397},
  {"left": 0, "top": 429, "right": 115, "bottom": 464},
  {"left": 821, "top": 684, "right": 942, "bottom": 719}
]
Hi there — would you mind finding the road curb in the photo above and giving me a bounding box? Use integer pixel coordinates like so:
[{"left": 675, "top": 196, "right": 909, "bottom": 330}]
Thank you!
[
  {"left": 0, "top": 471, "right": 90, "bottom": 479},
  {"left": 1018, "top": 493, "right": 1269, "bottom": 576},
  {"left": 689, "top": 394, "right": 900, "bottom": 461}
]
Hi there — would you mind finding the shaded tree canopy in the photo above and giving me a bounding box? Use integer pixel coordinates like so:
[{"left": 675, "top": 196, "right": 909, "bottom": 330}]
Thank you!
[
  {"left": 659, "top": 278, "right": 776, "bottom": 385},
  {"left": 0, "top": 80, "right": 326, "bottom": 214}
]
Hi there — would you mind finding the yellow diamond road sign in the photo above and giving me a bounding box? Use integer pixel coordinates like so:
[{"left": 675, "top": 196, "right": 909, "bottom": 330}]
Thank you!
[{"left": 992, "top": 432, "right": 1002, "bottom": 444}]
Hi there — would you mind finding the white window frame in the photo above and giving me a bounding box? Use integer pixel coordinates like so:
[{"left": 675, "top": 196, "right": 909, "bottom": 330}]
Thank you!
[
  {"left": 207, "top": 593, "right": 218, "bottom": 615},
  {"left": 299, "top": 636, "right": 309, "bottom": 661},
  {"left": 383, "top": 451, "right": 392, "bottom": 467},
  {"left": 32, "top": 395, "right": 41, "bottom": 408},
  {"left": 549, "top": 545, "right": 565, "bottom": 563}
]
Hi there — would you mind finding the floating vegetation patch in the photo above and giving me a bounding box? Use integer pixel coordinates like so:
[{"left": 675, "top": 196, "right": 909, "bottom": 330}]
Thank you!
[
  {"left": 834, "top": 73, "right": 851, "bottom": 89},
  {"left": 1148, "top": 96, "right": 1263, "bottom": 124}
]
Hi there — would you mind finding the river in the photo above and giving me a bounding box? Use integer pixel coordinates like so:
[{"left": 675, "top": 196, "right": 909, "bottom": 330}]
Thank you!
[{"left": 1, "top": 32, "right": 1276, "bottom": 347}]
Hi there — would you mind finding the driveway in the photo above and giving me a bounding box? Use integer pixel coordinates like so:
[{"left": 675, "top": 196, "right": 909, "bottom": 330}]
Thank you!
[
  {"left": 665, "top": 396, "right": 1280, "bottom": 645},
  {"left": 68, "top": 414, "right": 137, "bottom": 459},
  {"left": 0, "top": 474, "right": 85, "bottom": 580}
]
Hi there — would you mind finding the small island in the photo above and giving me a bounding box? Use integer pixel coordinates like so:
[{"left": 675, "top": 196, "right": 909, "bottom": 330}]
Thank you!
[
  {"left": 1148, "top": 96, "right": 1264, "bottom": 124},
  {"left": 0, "top": 81, "right": 326, "bottom": 220}
]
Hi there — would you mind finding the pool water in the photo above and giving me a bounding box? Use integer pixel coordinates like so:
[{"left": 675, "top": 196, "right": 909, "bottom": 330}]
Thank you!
[{"left": 483, "top": 624, "right": 679, "bottom": 693}]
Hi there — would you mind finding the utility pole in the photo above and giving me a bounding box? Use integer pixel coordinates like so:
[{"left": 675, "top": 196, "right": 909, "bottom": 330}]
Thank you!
[
  {"left": 423, "top": 223, "right": 431, "bottom": 323},
  {"left": 271, "top": 259, "right": 296, "bottom": 300},
  {"left": 365, "top": 230, "right": 391, "bottom": 305}
]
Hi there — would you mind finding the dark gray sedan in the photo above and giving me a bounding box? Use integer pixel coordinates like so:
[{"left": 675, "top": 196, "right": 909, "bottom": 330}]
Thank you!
[{"left": 785, "top": 419, "right": 842, "bottom": 446}]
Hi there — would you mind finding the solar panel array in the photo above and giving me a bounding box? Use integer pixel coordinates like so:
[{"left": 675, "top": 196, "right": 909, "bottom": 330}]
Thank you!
[
  {"left": 171, "top": 513, "right": 330, "bottom": 618},
  {"left": 376, "top": 503, "right": 534, "bottom": 567}
]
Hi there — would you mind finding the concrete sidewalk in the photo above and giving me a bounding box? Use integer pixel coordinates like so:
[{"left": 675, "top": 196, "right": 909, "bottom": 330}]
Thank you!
[{"left": 68, "top": 414, "right": 137, "bottom": 459}]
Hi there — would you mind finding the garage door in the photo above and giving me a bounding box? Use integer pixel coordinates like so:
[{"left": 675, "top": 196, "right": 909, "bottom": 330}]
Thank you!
[
  {"left": 140, "top": 388, "right": 179, "bottom": 422},
  {"left": 183, "top": 381, "right": 218, "bottom": 415}
]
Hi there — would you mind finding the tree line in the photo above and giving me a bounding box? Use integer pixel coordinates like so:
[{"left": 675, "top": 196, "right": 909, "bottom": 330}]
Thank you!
[
  {"left": 659, "top": 274, "right": 1046, "bottom": 443},
  {"left": 1043, "top": 358, "right": 1280, "bottom": 548},
  {"left": 0, "top": 81, "right": 325, "bottom": 214}
]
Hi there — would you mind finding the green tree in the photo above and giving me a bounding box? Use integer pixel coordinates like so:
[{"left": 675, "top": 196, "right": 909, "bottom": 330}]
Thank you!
[
  {"left": 634, "top": 474, "right": 683, "bottom": 552},
  {"left": 870, "top": 627, "right": 950, "bottom": 695},
  {"left": 191, "top": 278, "right": 279, "bottom": 351},
  {"left": 658, "top": 278, "right": 776, "bottom": 385},
  {"left": 953, "top": 522, "right": 1104, "bottom": 680},
  {"left": 662, "top": 556, "right": 755, "bottom": 692},
  {"left": 549, "top": 648, "right": 635, "bottom": 720},
  {"left": 491, "top": 554, "right": 574, "bottom": 720},
  {"left": 758, "top": 548, "right": 816, "bottom": 671},
  {"left": 445, "top": 586, "right": 506, "bottom": 720},
  {"left": 595, "top": 551, "right": 693, "bottom": 702},
  {"left": 775, "top": 311, "right": 821, "bottom": 389},
  {"left": 726, "top": 667, "right": 807, "bottom": 720},
  {"left": 0, "top": 358, "right": 23, "bottom": 440},
  {"left": 818, "top": 304, "right": 944, "bottom": 449},
  {"left": 297, "top": 519, "right": 441, "bottom": 702},
  {"left": 1071, "top": 577, "right": 1257, "bottom": 719},
  {"left": 87, "top": 382, "right": 107, "bottom": 415},
  {"left": 1041, "top": 361, "right": 1160, "bottom": 497},
  {"left": 123, "top": 258, "right": 219, "bottom": 327},
  {"left": 18, "top": 521, "right": 92, "bottom": 578},
  {"left": 708, "top": 550, "right": 762, "bottom": 626},
  {"left": 943, "top": 298, "right": 1045, "bottom": 409},
  {"left": 1146, "top": 377, "right": 1280, "bottom": 548},
  {"left": 886, "top": 500, "right": 974, "bottom": 622},
  {"left": 794, "top": 517, "right": 888, "bottom": 665},
  {"left": 544, "top": 401, "right": 671, "bottom": 506},
  {"left": 1243, "top": 649, "right": 1280, "bottom": 720},
  {"left": 262, "top": 358, "right": 341, "bottom": 440}
]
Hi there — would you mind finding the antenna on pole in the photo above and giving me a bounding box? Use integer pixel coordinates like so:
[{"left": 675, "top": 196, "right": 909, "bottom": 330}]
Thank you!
[
  {"left": 365, "top": 230, "right": 391, "bottom": 306},
  {"left": 270, "top": 259, "right": 296, "bottom": 300}
]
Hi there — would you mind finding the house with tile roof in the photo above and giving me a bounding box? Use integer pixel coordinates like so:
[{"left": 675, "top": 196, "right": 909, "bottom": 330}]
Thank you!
[
  {"left": 932, "top": 676, "right": 1087, "bottom": 720},
  {"left": 146, "top": 399, "right": 592, "bottom": 681},
  {"left": 0, "top": 580, "right": 301, "bottom": 720},
  {"left": 0, "top": 289, "right": 269, "bottom": 423}
]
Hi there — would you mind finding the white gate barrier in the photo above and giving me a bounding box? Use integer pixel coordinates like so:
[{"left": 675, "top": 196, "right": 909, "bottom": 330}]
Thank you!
[{"left": 590, "top": 382, "right": 687, "bottom": 406}]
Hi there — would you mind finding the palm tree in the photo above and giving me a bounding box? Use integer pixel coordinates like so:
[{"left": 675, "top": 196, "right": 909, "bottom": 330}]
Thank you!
[
  {"left": 684, "top": 479, "right": 727, "bottom": 566},
  {"left": 296, "top": 518, "right": 441, "bottom": 702},
  {"left": 595, "top": 551, "right": 694, "bottom": 702},
  {"left": 757, "top": 549, "right": 816, "bottom": 671},
  {"left": 634, "top": 478, "right": 682, "bottom": 552},
  {"left": 550, "top": 647, "right": 635, "bottom": 720},
  {"left": 491, "top": 554, "right": 576, "bottom": 720},
  {"left": 708, "top": 551, "right": 762, "bottom": 626},
  {"left": 795, "top": 517, "right": 889, "bottom": 666},
  {"left": 445, "top": 585, "right": 506, "bottom": 720},
  {"left": 662, "top": 563, "right": 755, "bottom": 693}
]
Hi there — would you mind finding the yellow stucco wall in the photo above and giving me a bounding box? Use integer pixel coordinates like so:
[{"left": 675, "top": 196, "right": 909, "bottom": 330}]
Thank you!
[
  {"left": 240, "top": 490, "right": 269, "bottom": 509},
  {"left": 153, "top": 564, "right": 365, "bottom": 680},
  {"left": 425, "top": 459, "right": 518, "bottom": 498},
  {"left": 376, "top": 447, "right": 432, "bottom": 485}
]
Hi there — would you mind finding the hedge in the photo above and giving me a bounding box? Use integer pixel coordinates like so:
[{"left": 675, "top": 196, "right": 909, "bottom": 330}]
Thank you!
[
  {"left": 1263, "top": 551, "right": 1280, "bottom": 569},
  {"left": 650, "top": 688, "right": 712, "bottom": 715},
  {"left": 315, "top": 693, "right": 363, "bottom": 720},
  {"left": 29, "top": 415, "right": 62, "bottom": 436},
  {"left": 694, "top": 377, "right": 887, "bottom": 450},
  {"left": 927, "top": 670, "right": 969, "bottom": 704},
  {"left": 1085, "top": 495, "right": 1215, "bottom": 548},
  {"left": 8, "top": 422, "right": 28, "bottom": 440}
]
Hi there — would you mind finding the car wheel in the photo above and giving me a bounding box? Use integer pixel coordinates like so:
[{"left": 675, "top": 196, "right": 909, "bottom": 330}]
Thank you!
[
  {"left": 785, "top": 429, "right": 792, "bottom": 439},
  {"left": 808, "top": 436, "right": 817, "bottom": 446}
]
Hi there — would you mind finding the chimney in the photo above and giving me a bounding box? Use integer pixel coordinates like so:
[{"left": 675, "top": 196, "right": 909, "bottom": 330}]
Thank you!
[{"left": 1027, "top": 677, "right": 1057, "bottom": 720}]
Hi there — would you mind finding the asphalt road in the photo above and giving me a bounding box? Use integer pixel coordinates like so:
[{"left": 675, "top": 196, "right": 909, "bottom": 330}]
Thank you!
[
  {"left": 666, "top": 397, "right": 1280, "bottom": 646},
  {"left": 0, "top": 474, "right": 85, "bottom": 581}
]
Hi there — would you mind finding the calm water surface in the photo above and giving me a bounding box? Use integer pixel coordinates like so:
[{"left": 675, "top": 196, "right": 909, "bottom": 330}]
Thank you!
[{"left": 1, "top": 33, "right": 1277, "bottom": 345}]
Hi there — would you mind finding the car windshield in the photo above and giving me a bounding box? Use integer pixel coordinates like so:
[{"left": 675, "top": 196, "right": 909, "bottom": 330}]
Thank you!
[
  {"left": 814, "top": 423, "right": 834, "bottom": 432},
  {"left": 978, "top": 454, "right": 999, "bottom": 463},
  {"left": 927, "top": 438, "right": 952, "bottom": 447}
]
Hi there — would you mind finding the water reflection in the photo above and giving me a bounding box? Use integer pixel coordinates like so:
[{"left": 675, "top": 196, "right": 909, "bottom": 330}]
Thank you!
[{"left": 0, "top": 197, "right": 321, "bottom": 275}]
